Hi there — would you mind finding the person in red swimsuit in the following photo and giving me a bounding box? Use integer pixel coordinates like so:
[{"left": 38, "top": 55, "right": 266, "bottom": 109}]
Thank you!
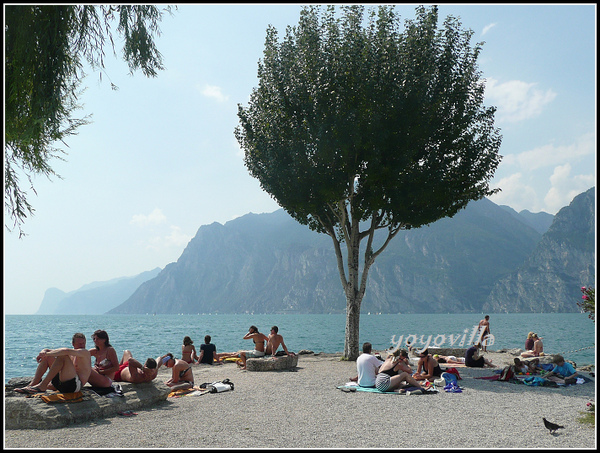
[{"left": 113, "top": 350, "right": 168, "bottom": 383}]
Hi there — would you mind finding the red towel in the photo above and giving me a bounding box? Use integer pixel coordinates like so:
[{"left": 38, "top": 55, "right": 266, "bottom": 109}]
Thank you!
[{"left": 445, "top": 367, "right": 462, "bottom": 380}]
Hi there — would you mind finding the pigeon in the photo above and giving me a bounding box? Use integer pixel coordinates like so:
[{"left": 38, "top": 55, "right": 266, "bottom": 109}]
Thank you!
[{"left": 543, "top": 417, "right": 565, "bottom": 434}]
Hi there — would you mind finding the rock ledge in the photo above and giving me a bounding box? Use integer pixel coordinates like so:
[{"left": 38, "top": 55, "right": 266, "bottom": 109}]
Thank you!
[
  {"left": 246, "top": 354, "right": 298, "bottom": 371},
  {"left": 5, "top": 377, "right": 171, "bottom": 430}
]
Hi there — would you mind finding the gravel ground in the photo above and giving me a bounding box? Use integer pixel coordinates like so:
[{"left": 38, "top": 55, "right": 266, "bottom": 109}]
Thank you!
[{"left": 4, "top": 352, "right": 596, "bottom": 449}]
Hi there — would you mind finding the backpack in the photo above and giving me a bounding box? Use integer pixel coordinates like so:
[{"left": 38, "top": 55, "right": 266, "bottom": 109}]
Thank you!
[
  {"left": 445, "top": 367, "right": 462, "bottom": 380},
  {"left": 441, "top": 372, "right": 458, "bottom": 385},
  {"left": 498, "top": 365, "right": 515, "bottom": 382}
]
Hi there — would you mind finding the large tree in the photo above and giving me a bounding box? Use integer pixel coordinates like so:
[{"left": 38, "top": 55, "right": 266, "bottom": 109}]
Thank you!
[
  {"left": 5, "top": 5, "right": 171, "bottom": 237},
  {"left": 235, "top": 5, "right": 502, "bottom": 360}
]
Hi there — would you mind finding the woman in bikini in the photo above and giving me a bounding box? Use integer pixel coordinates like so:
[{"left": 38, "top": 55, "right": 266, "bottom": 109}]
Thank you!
[
  {"left": 413, "top": 349, "right": 443, "bottom": 382},
  {"left": 181, "top": 336, "right": 198, "bottom": 364},
  {"left": 88, "top": 330, "right": 119, "bottom": 387},
  {"left": 164, "top": 355, "right": 194, "bottom": 391},
  {"left": 374, "top": 349, "right": 424, "bottom": 392}
]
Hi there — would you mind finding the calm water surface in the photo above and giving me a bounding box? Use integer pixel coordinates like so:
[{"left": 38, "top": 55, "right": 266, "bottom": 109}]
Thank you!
[{"left": 4, "top": 313, "right": 595, "bottom": 383}]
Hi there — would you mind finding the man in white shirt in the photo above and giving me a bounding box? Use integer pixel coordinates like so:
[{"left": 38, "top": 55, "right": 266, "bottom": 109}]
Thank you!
[{"left": 355, "top": 342, "right": 384, "bottom": 387}]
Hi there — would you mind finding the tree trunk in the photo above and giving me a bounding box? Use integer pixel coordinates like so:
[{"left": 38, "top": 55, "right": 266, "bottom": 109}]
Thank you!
[
  {"left": 344, "top": 291, "right": 362, "bottom": 360},
  {"left": 342, "top": 215, "right": 364, "bottom": 361},
  {"left": 326, "top": 207, "right": 398, "bottom": 361}
]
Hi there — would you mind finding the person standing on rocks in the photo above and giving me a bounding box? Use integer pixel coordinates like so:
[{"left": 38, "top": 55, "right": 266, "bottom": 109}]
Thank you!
[
  {"left": 478, "top": 315, "right": 491, "bottom": 352},
  {"left": 15, "top": 333, "right": 92, "bottom": 394}
]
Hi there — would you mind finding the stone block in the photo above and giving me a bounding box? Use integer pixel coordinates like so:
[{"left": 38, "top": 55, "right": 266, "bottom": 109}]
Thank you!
[
  {"left": 246, "top": 354, "right": 298, "bottom": 372},
  {"left": 426, "top": 347, "right": 468, "bottom": 357},
  {"left": 5, "top": 377, "right": 171, "bottom": 430}
]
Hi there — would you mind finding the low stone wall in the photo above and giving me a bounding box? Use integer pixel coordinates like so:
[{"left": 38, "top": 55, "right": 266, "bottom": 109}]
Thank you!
[
  {"left": 5, "top": 377, "right": 171, "bottom": 430},
  {"left": 246, "top": 354, "right": 298, "bottom": 371},
  {"left": 424, "top": 347, "right": 469, "bottom": 357}
]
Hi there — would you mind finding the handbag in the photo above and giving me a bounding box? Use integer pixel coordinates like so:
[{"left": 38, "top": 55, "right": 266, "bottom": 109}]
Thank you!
[{"left": 207, "top": 378, "right": 234, "bottom": 393}]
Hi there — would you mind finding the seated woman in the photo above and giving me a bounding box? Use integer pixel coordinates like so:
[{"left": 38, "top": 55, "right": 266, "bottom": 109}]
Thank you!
[
  {"left": 413, "top": 349, "right": 443, "bottom": 381},
  {"left": 374, "top": 349, "right": 423, "bottom": 392},
  {"left": 524, "top": 332, "right": 535, "bottom": 351},
  {"left": 521, "top": 334, "right": 543, "bottom": 358},
  {"left": 181, "top": 336, "right": 198, "bottom": 364},
  {"left": 465, "top": 343, "right": 494, "bottom": 368}
]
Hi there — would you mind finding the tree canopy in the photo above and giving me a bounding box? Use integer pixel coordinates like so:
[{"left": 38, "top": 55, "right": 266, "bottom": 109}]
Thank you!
[
  {"left": 5, "top": 5, "right": 171, "bottom": 237},
  {"left": 235, "top": 5, "right": 502, "bottom": 359}
]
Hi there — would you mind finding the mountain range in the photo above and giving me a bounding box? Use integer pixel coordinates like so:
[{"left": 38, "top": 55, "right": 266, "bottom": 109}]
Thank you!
[
  {"left": 36, "top": 268, "right": 161, "bottom": 314},
  {"left": 37, "top": 188, "right": 594, "bottom": 315}
]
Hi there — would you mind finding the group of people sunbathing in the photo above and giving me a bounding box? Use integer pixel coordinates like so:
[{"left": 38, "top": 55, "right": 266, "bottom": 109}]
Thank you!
[
  {"left": 352, "top": 343, "right": 450, "bottom": 392},
  {"left": 351, "top": 341, "right": 499, "bottom": 392},
  {"left": 180, "top": 325, "right": 294, "bottom": 370},
  {"left": 14, "top": 330, "right": 191, "bottom": 395},
  {"left": 15, "top": 325, "right": 295, "bottom": 395}
]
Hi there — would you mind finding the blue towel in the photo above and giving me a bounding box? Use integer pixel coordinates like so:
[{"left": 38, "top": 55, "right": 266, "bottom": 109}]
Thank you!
[{"left": 337, "top": 385, "right": 398, "bottom": 394}]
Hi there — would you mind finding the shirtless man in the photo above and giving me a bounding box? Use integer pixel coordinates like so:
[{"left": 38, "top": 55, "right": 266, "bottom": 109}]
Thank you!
[
  {"left": 16, "top": 333, "right": 92, "bottom": 394},
  {"left": 164, "top": 353, "right": 194, "bottom": 390},
  {"left": 113, "top": 350, "right": 165, "bottom": 383},
  {"left": 265, "top": 326, "right": 295, "bottom": 357},
  {"left": 478, "top": 315, "right": 491, "bottom": 352}
]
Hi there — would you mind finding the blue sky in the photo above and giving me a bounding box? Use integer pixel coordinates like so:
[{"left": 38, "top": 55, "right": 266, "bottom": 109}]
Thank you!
[{"left": 4, "top": 4, "right": 596, "bottom": 314}]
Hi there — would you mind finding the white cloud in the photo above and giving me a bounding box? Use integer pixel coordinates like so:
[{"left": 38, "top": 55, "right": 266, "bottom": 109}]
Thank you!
[
  {"left": 164, "top": 225, "right": 193, "bottom": 248},
  {"left": 130, "top": 208, "right": 167, "bottom": 227},
  {"left": 199, "top": 84, "right": 229, "bottom": 102},
  {"left": 489, "top": 173, "right": 541, "bottom": 212},
  {"left": 484, "top": 78, "right": 557, "bottom": 123},
  {"left": 145, "top": 226, "right": 192, "bottom": 251},
  {"left": 502, "top": 132, "right": 595, "bottom": 170},
  {"left": 544, "top": 164, "right": 595, "bottom": 213},
  {"left": 482, "top": 23, "right": 496, "bottom": 36}
]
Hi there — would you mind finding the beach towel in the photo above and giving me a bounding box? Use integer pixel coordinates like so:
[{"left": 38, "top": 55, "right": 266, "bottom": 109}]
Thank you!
[
  {"left": 337, "top": 383, "right": 438, "bottom": 395},
  {"left": 40, "top": 391, "right": 85, "bottom": 404},
  {"left": 168, "top": 387, "right": 202, "bottom": 398},
  {"left": 338, "top": 384, "right": 399, "bottom": 394}
]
